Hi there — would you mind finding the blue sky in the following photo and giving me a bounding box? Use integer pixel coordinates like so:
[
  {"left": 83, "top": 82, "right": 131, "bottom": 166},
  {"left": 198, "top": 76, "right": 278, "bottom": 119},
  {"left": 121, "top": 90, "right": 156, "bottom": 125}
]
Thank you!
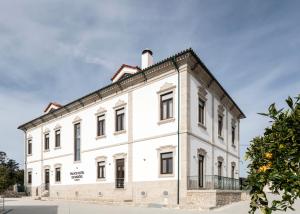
[{"left": 0, "top": 1, "right": 299, "bottom": 177}]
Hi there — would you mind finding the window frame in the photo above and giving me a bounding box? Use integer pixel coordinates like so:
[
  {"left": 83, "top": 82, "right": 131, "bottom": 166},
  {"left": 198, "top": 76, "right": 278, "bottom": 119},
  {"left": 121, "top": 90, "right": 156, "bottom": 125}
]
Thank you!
[
  {"left": 28, "top": 171, "right": 32, "bottom": 184},
  {"left": 27, "top": 139, "right": 32, "bottom": 155},
  {"left": 74, "top": 122, "right": 81, "bottom": 162},
  {"left": 55, "top": 167, "right": 61, "bottom": 183},
  {"left": 160, "top": 92, "right": 174, "bottom": 121},
  {"left": 218, "top": 115, "right": 223, "bottom": 137},
  {"left": 44, "top": 133, "right": 50, "bottom": 151},
  {"left": 115, "top": 107, "right": 125, "bottom": 132},
  {"left": 97, "top": 114, "right": 106, "bottom": 137},
  {"left": 231, "top": 125, "right": 236, "bottom": 146},
  {"left": 198, "top": 98, "right": 206, "bottom": 126},
  {"left": 55, "top": 129, "right": 61, "bottom": 148},
  {"left": 97, "top": 161, "right": 106, "bottom": 179},
  {"left": 160, "top": 152, "right": 173, "bottom": 175}
]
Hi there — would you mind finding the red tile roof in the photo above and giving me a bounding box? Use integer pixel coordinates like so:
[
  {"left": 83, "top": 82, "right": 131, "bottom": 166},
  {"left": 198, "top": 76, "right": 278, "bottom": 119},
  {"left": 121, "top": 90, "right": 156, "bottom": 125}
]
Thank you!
[{"left": 44, "top": 102, "right": 62, "bottom": 113}]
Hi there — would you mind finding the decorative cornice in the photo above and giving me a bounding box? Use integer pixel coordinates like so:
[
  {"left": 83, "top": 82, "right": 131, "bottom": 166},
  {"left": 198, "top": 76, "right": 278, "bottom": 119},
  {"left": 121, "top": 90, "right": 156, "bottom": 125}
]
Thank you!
[
  {"left": 218, "top": 105, "right": 225, "bottom": 116},
  {"left": 72, "top": 116, "right": 82, "bottom": 124},
  {"left": 95, "top": 155, "right": 107, "bottom": 162},
  {"left": 54, "top": 124, "right": 61, "bottom": 130},
  {"left": 157, "top": 82, "right": 176, "bottom": 94},
  {"left": 156, "top": 145, "right": 176, "bottom": 152},
  {"left": 217, "top": 156, "right": 224, "bottom": 162},
  {"left": 113, "top": 152, "right": 127, "bottom": 159},
  {"left": 198, "top": 85, "right": 207, "bottom": 101},
  {"left": 113, "top": 100, "right": 126, "bottom": 109},
  {"left": 231, "top": 161, "right": 236, "bottom": 167},
  {"left": 197, "top": 148, "right": 207, "bottom": 156}
]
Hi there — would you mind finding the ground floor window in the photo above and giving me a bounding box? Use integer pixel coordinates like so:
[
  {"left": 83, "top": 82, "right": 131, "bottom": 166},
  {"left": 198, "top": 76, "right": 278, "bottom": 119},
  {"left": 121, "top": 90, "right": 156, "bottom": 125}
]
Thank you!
[
  {"left": 97, "top": 161, "right": 105, "bottom": 179},
  {"left": 55, "top": 167, "right": 61, "bottom": 182},
  {"left": 160, "top": 152, "right": 173, "bottom": 174},
  {"left": 28, "top": 171, "right": 32, "bottom": 184},
  {"left": 116, "top": 159, "right": 125, "bottom": 188}
]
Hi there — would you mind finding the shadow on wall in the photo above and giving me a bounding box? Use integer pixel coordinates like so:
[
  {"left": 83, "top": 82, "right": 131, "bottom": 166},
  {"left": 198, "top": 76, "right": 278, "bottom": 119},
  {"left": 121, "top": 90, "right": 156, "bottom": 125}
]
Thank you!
[{"left": 1, "top": 206, "right": 58, "bottom": 214}]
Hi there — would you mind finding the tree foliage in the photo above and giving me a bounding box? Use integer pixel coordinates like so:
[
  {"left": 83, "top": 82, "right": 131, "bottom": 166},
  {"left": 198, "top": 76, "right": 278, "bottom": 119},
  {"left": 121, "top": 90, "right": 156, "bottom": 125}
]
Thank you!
[
  {"left": 0, "top": 151, "right": 24, "bottom": 194},
  {"left": 246, "top": 95, "right": 300, "bottom": 214}
]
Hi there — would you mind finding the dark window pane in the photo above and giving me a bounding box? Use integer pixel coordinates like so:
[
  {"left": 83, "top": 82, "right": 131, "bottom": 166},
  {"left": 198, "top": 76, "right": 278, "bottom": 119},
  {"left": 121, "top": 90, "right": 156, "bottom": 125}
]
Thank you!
[
  {"left": 116, "top": 108, "right": 125, "bottom": 131},
  {"left": 160, "top": 92, "right": 173, "bottom": 120},
  {"left": 160, "top": 152, "right": 173, "bottom": 174},
  {"left": 74, "top": 123, "right": 81, "bottom": 161},
  {"left": 55, "top": 130, "right": 61, "bottom": 147}
]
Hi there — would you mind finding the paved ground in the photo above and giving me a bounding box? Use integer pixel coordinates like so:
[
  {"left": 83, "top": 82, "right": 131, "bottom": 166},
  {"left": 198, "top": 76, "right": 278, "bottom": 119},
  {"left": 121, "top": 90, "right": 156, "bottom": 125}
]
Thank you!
[{"left": 0, "top": 195, "right": 299, "bottom": 214}]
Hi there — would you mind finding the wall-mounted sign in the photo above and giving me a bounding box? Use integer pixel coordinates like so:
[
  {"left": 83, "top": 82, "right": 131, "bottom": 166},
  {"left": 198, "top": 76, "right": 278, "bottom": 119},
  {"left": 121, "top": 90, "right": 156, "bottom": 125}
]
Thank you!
[{"left": 70, "top": 171, "right": 84, "bottom": 181}]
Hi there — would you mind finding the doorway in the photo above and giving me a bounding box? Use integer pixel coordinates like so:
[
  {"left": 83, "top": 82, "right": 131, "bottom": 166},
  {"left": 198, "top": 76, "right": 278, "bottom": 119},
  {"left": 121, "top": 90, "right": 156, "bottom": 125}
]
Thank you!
[
  {"left": 45, "top": 169, "right": 50, "bottom": 191},
  {"left": 116, "top": 159, "right": 124, "bottom": 188},
  {"left": 198, "top": 155, "right": 204, "bottom": 188}
]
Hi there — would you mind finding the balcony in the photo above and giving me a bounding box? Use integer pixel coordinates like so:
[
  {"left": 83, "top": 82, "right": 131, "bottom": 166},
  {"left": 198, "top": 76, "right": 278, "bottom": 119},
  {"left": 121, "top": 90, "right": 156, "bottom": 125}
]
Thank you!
[{"left": 187, "top": 175, "right": 240, "bottom": 190}]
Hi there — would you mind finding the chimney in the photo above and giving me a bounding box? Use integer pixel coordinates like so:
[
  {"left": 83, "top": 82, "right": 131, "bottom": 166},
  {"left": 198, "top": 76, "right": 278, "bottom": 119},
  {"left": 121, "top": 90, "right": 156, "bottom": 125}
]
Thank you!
[{"left": 141, "top": 49, "right": 153, "bottom": 69}]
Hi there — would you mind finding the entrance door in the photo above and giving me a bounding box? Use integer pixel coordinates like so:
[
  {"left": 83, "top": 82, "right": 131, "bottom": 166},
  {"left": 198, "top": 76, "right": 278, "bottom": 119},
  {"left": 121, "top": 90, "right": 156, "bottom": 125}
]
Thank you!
[
  {"left": 198, "top": 155, "right": 204, "bottom": 188},
  {"left": 45, "top": 169, "right": 50, "bottom": 191},
  {"left": 116, "top": 159, "right": 124, "bottom": 188}
]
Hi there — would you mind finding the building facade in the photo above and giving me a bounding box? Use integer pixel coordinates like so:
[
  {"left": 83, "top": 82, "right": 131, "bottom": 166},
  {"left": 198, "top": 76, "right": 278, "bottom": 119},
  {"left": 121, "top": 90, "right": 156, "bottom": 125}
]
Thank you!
[{"left": 18, "top": 48, "right": 245, "bottom": 209}]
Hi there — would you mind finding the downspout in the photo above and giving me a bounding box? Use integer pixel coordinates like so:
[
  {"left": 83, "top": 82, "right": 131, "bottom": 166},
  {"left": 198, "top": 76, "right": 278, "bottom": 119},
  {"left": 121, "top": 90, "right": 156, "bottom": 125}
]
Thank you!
[{"left": 172, "top": 57, "right": 180, "bottom": 205}]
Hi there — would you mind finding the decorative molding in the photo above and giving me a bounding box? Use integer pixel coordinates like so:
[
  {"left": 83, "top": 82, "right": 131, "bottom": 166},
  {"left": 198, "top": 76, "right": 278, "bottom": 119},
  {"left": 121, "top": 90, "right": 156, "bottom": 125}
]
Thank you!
[
  {"left": 54, "top": 124, "right": 61, "bottom": 130},
  {"left": 197, "top": 148, "right": 207, "bottom": 156},
  {"left": 54, "top": 163, "right": 62, "bottom": 168},
  {"left": 95, "top": 156, "right": 107, "bottom": 162},
  {"left": 95, "top": 107, "right": 107, "bottom": 115},
  {"left": 43, "top": 165, "right": 50, "bottom": 169},
  {"left": 156, "top": 145, "right": 176, "bottom": 152},
  {"left": 217, "top": 156, "right": 224, "bottom": 162},
  {"left": 198, "top": 85, "right": 208, "bottom": 101},
  {"left": 43, "top": 128, "right": 50, "bottom": 134},
  {"left": 218, "top": 105, "right": 225, "bottom": 116},
  {"left": 27, "top": 135, "right": 33, "bottom": 140},
  {"left": 72, "top": 116, "right": 82, "bottom": 124},
  {"left": 113, "top": 100, "right": 126, "bottom": 109},
  {"left": 157, "top": 82, "right": 176, "bottom": 94},
  {"left": 231, "top": 118, "right": 237, "bottom": 127},
  {"left": 113, "top": 152, "right": 127, "bottom": 159},
  {"left": 231, "top": 162, "right": 236, "bottom": 167}
]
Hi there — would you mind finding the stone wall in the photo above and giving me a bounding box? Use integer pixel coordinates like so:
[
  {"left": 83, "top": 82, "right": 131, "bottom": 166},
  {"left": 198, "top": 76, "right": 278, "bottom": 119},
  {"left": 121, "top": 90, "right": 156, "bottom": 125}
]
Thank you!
[{"left": 186, "top": 190, "right": 242, "bottom": 209}]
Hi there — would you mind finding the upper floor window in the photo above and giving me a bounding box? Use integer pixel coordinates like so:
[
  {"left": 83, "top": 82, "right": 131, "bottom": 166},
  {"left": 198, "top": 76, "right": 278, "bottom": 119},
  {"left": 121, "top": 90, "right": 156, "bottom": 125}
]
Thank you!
[
  {"left": 232, "top": 126, "right": 236, "bottom": 145},
  {"left": 231, "top": 165, "right": 235, "bottom": 179},
  {"left": 160, "top": 152, "right": 173, "bottom": 174},
  {"left": 97, "top": 161, "right": 105, "bottom": 179},
  {"left": 115, "top": 108, "right": 125, "bottom": 132},
  {"left": 55, "top": 167, "right": 61, "bottom": 182},
  {"left": 160, "top": 92, "right": 173, "bottom": 120},
  {"left": 97, "top": 115, "right": 105, "bottom": 136},
  {"left": 55, "top": 130, "right": 61, "bottom": 148},
  {"left": 27, "top": 140, "right": 32, "bottom": 155},
  {"left": 198, "top": 98, "right": 205, "bottom": 125},
  {"left": 218, "top": 115, "right": 223, "bottom": 137},
  {"left": 28, "top": 171, "right": 32, "bottom": 184},
  {"left": 74, "top": 123, "right": 81, "bottom": 161},
  {"left": 44, "top": 133, "right": 49, "bottom": 150}
]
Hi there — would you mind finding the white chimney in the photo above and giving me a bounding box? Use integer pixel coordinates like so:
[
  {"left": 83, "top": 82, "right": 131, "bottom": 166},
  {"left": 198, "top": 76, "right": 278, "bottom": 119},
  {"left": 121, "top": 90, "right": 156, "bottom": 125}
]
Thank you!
[{"left": 141, "top": 49, "right": 153, "bottom": 69}]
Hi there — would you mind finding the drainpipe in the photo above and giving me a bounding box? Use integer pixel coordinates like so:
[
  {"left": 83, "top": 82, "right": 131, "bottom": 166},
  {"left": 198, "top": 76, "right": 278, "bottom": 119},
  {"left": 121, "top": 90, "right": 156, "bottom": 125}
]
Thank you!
[{"left": 172, "top": 57, "right": 180, "bottom": 205}]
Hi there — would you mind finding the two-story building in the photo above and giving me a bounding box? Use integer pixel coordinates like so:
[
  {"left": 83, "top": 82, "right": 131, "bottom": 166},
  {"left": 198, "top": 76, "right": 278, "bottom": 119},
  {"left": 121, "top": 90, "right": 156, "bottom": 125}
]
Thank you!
[{"left": 18, "top": 48, "right": 245, "bottom": 209}]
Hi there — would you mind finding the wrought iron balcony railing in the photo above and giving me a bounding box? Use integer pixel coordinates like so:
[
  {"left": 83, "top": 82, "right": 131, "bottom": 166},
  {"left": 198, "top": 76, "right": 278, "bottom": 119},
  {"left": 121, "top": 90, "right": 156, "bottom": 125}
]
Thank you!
[{"left": 187, "top": 175, "right": 240, "bottom": 190}]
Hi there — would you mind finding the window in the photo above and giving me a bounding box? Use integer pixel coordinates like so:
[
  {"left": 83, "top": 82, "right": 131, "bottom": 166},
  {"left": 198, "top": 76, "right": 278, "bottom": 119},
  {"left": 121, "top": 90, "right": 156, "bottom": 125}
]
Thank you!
[
  {"left": 28, "top": 171, "right": 32, "bottom": 184},
  {"left": 231, "top": 165, "right": 235, "bottom": 179},
  {"left": 55, "top": 167, "right": 61, "bottom": 182},
  {"left": 28, "top": 140, "right": 32, "bottom": 155},
  {"left": 55, "top": 130, "right": 61, "bottom": 148},
  {"left": 97, "top": 161, "right": 105, "bottom": 179},
  {"left": 160, "top": 152, "right": 173, "bottom": 174},
  {"left": 198, "top": 99, "right": 205, "bottom": 125},
  {"left": 97, "top": 115, "right": 105, "bottom": 136},
  {"left": 160, "top": 92, "right": 173, "bottom": 120},
  {"left": 217, "top": 161, "right": 222, "bottom": 177},
  {"left": 198, "top": 155, "right": 204, "bottom": 187},
  {"left": 218, "top": 115, "right": 223, "bottom": 137},
  {"left": 232, "top": 126, "right": 235, "bottom": 145},
  {"left": 44, "top": 133, "right": 49, "bottom": 150},
  {"left": 74, "top": 123, "right": 81, "bottom": 161},
  {"left": 116, "top": 108, "right": 125, "bottom": 132}
]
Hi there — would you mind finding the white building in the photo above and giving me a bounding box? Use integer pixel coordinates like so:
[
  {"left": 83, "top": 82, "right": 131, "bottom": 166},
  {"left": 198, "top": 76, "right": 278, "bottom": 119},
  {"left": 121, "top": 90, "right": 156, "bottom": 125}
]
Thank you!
[{"left": 18, "top": 48, "right": 245, "bottom": 209}]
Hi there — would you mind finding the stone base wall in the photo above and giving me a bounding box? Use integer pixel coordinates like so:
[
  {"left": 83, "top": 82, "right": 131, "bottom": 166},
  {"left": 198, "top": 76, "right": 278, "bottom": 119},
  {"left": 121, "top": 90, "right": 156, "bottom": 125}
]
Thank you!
[
  {"left": 186, "top": 190, "right": 242, "bottom": 209},
  {"left": 27, "top": 183, "right": 242, "bottom": 209}
]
